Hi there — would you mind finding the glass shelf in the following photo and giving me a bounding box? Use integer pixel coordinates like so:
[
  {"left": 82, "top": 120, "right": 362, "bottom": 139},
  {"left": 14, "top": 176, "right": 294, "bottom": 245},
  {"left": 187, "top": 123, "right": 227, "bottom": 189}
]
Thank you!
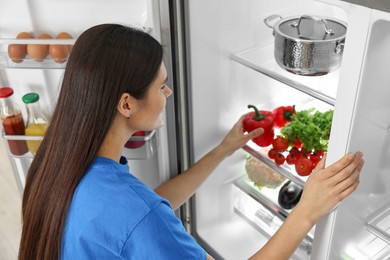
[
  {"left": 242, "top": 141, "right": 308, "bottom": 188},
  {"left": 233, "top": 176, "right": 314, "bottom": 258},
  {"left": 231, "top": 44, "right": 340, "bottom": 106},
  {"left": 234, "top": 176, "right": 290, "bottom": 220},
  {"left": 366, "top": 207, "right": 390, "bottom": 244}
]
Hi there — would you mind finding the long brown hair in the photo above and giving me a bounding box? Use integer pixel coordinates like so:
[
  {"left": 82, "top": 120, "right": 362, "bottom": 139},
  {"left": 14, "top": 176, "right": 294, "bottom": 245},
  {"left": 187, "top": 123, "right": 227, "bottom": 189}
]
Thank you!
[{"left": 19, "top": 24, "right": 163, "bottom": 260}]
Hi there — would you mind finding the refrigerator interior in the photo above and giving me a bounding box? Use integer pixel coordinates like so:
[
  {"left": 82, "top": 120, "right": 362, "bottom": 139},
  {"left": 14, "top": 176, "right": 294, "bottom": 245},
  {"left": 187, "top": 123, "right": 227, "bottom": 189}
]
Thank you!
[
  {"left": 185, "top": 0, "right": 358, "bottom": 259},
  {"left": 0, "top": 0, "right": 173, "bottom": 193}
]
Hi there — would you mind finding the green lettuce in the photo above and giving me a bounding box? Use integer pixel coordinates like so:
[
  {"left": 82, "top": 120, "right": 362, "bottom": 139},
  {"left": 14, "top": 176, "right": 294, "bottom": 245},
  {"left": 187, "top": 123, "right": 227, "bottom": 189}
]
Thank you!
[{"left": 280, "top": 108, "right": 333, "bottom": 152}]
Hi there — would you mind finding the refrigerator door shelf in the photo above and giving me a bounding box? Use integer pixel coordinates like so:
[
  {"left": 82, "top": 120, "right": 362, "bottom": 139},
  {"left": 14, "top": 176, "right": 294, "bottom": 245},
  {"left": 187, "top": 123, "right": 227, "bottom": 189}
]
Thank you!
[
  {"left": 233, "top": 177, "right": 314, "bottom": 259},
  {"left": 0, "top": 38, "right": 76, "bottom": 69},
  {"left": 243, "top": 143, "right": 308, "bottom": 188},
  {"left": 231, "top": 44, "right": 340, "bottom": 106},
  {"left": 366, "top": 207, "right": 390, "bottom": 245},
  {"left": 1, "top": 130, "right": 158, "bottom": 160},
  {"left": 1, "top": 132, "right": 42, "bottom": 158},
  {"left": 122, "top": 130, "right": 158, "bottom": 160},
  {"left": 0, "top": 51, "right": 66, "bottom": 69}
]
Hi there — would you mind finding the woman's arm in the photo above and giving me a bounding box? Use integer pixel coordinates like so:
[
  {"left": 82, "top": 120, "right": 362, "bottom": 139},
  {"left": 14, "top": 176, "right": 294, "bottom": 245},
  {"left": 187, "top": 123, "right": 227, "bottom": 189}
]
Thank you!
[
  {"left": 155, "top": 115, "right": 264, "bottom": 210},
  {"left": 249, "top": 151, "right": 364, "bottom": 259},
  {"left": 156, "top": 112, "right": 364, "bottom": 259}
]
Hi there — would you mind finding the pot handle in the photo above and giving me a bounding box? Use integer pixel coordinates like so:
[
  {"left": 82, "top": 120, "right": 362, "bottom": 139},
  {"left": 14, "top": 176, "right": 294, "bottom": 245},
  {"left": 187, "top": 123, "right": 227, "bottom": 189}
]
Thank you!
[
  {"left": 291, "top": 15, "right": 335, "bottom": 39},
  {"left": 335, "top": 42, "right": 345, "bottom": 55},
  {"left": 264, "top": 14, "right": 282, "bottom": 29}
]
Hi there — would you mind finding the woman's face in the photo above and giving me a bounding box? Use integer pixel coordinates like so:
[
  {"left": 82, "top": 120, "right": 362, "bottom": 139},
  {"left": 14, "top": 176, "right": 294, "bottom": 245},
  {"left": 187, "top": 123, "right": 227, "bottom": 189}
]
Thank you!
[{"left": 132, "top": 62, "right": 172, "bottom": 131}]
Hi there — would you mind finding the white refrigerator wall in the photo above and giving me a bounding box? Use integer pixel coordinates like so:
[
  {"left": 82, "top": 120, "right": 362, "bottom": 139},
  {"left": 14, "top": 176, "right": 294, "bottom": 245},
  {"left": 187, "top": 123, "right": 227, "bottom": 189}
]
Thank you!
[
  {"left": 186, "top": 0, "right": 348, "bottom": 259},
  {"left": 0, "top": 0, "right": 172, "bottom": 191}
]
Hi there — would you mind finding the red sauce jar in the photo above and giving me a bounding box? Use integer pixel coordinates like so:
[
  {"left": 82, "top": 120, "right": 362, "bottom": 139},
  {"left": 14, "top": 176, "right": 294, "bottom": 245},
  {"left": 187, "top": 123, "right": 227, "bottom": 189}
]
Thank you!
[{"left": 0, "top": 87, "right": 28, "bottom": 156}]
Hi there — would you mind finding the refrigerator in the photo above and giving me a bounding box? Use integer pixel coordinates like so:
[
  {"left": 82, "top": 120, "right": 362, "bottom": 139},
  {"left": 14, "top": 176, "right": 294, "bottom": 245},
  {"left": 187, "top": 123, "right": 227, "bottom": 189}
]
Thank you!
[{"left": 1, "top": 0, "right": 390, "bottom": 259}]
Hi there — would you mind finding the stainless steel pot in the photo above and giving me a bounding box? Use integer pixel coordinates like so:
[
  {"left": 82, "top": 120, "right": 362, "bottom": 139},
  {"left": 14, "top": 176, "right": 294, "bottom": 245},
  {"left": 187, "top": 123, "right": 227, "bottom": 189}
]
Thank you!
[{"left": 264, "top": 14, "right": 347, "bottom": 76}]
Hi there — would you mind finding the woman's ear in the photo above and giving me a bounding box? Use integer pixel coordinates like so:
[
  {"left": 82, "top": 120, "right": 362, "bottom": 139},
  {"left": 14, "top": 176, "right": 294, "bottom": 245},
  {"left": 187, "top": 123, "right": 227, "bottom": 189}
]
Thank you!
[{"left": 117, "top": 93, "right": 137, "bottom": 119}]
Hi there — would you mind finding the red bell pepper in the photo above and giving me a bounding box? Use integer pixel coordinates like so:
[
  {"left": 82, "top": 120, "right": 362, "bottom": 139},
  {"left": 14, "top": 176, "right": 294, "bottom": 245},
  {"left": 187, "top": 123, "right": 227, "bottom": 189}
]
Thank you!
[
  {"left": 273, "top": 105, "right": 295, "bottom": 128},
  {"left": 243, "top": 104, "right": 275, "bottom": 147}
]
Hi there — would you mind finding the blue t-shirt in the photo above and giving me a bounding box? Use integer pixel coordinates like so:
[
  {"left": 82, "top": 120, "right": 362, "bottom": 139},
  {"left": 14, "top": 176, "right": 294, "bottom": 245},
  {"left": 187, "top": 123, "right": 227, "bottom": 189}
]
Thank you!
[{"left": 61, "top": 156, "right": 206, "bottom": 260}]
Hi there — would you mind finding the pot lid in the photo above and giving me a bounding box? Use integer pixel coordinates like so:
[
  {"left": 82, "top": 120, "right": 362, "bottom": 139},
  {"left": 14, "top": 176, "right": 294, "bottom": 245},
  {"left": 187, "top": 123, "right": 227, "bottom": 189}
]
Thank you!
[{"left": 278, "top": 15, "right": 346, "bottom": 41}]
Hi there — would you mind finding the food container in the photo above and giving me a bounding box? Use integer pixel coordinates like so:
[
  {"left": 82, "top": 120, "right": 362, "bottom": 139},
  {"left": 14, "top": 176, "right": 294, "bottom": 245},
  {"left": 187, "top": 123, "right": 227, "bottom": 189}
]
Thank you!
[
  {"left": 122, "top": 130, "right": 158, "bottom": 160},
  {"left": 264, "top": 14, "right": 347, "bottom": 76}
]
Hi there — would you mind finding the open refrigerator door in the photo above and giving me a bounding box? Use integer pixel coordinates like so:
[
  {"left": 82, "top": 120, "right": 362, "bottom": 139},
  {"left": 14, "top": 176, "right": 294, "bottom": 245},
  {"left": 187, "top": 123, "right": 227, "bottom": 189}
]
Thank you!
[
  {"left": 180, "top": 0, "right": 390, "bottom": 259},
  {"left": 0, "top": 0, "right": 174, "bottom": 194},
  {"left": 312, "top": 3, "right": 390, "bottom": 259}
]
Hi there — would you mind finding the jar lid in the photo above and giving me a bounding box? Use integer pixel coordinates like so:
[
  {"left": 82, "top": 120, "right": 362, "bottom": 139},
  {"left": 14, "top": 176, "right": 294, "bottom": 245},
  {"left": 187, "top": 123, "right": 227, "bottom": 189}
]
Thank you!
[
  {"left": 277, "top": 15, "right": 347, "bottom": 41},
  {"left": 22, "top": 92, "right": 40, "bottom": 104},
  {"left": 0, "top": 87, "right": 14, "bottom": 98}
]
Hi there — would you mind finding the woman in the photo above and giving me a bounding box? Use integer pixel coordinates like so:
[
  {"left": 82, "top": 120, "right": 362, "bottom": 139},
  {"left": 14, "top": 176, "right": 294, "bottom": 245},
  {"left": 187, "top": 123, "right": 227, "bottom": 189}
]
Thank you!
[{"left": 19, "top": 24, "right": 364, "bottom": 260}]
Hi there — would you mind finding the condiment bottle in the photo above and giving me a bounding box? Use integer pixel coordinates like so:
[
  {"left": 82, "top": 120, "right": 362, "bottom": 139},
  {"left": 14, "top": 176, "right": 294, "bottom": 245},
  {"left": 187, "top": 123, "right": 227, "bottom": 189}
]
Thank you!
[
  {"left": 22, "top": 92, "right": 49, "bottom": 155},
  {"left": 0, "top": 87, "right": 28, "bottom": 156}
]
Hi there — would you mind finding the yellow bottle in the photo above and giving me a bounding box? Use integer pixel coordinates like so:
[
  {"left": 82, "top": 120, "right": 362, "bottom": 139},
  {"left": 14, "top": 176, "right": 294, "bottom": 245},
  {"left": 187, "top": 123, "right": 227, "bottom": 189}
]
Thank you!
[
  {"left": 22, "top": 93, "right": 49, "bottom": 155},
  {"left": 25, "top": 123, "right": 48, "bottom": 154}
]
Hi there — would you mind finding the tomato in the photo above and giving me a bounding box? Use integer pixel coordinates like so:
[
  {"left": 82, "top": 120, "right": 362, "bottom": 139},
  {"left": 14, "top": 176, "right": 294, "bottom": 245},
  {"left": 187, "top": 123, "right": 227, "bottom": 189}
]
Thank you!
[
  {"left": 268, "top": 149, "right": 278, "bottom": 159},
  {"left": 295, "top": 157, "right": 314, "bottom": 176},
  {"left": 310, "top": 153, "right": 321, "bottom": 168},
  {"left": 274, "top": 153, "right": 285, "bottom": 165},
  {"left": 293, "top": 137, "right": 302, "bottom": 149},
  {"left": 286, "top": 153, "right": 298, "bottom": 165},
  {"left": 294, "top": 151, "right": 303, "bottom": 161},
  {"left": 289, "top": 147, "right": 300, "bottom": 155},
  {"left": 272, "top": 136, "right": 289, "bottom": 151},
  {"left": 300, "top": 148, "right": 310, "bottom": 158},
  {"left": 287, "top": 147, "right": 302, "bottom": 164}
]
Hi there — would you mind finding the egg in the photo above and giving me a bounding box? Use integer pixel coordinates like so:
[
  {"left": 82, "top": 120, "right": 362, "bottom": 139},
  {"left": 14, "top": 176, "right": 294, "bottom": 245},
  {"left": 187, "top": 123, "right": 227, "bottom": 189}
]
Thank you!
[
  {"left": 27, "top": 33, "right": 52, "bottom": 62},
  {"left": 49, "top": 32, "right": 73, "bottom": 63},
  {"left": 7, "top": 32, "right": 33, "bottom": 63}
]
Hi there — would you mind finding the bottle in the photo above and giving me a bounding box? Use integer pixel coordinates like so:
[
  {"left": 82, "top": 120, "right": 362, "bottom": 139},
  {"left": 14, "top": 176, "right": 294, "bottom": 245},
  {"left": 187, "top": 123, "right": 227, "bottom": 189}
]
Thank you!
[
  {"left": 22, "top": 92, "right": 49, "bottom": 155},
  {"left": 0, "top": 87, "right": 28, "bottom": 156}
]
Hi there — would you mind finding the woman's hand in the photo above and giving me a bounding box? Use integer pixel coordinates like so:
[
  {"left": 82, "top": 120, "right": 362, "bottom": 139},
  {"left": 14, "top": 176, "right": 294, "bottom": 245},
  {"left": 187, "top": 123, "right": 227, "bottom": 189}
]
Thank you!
[
  {"left": 217, "top": 114, "right": 264, "bottom": 157},
  {"left": 249, "top": 152, "right": 364, "bottom": 260},
  {"left": 295, "top": 152, "right": 364, "bottom": 225}
]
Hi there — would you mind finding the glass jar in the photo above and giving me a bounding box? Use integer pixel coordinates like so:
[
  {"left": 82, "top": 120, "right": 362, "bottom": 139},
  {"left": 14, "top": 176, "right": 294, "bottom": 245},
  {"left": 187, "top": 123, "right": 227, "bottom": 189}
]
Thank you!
[
  {"left": 22, "top": 92, "right": 49, "bottom": 155},
  {"left": 0, "top": 87, "right": 28, "bottom": 156}
]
